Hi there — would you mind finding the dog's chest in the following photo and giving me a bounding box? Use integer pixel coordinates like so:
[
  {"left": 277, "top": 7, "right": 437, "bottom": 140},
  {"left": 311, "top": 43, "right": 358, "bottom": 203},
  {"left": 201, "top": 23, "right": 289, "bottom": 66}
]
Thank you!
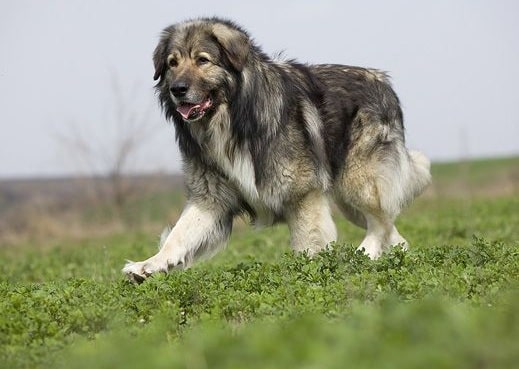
[
  {"left": 220, "top": 148, "right": 258, "bottom": 201},
  {"left": 205, "top": 129, "right": 259, "bottom": 202},
  {"left": 208, "top": 142, "right": 281, "bottom": 226},
  {"left": 193, "top": 118, "right": 283, "bottom": 225}
]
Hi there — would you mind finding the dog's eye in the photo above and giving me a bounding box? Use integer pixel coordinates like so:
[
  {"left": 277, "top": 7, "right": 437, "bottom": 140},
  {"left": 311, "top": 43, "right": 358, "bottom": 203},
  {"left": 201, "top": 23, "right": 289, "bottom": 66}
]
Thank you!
[
  {"left": 168, "top": 58, "right": 178, "bottom": 68},
  {"left": 196, "top": 56, "right": 210, "bottom": 66}
]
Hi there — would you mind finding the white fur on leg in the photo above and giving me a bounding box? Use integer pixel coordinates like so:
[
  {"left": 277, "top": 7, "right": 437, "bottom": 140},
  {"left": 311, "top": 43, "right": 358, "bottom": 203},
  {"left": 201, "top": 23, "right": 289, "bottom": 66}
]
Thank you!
[
  {"left": 387, "top": 226, "right": 409, "bottom": 250},
  {"left": 288, "top": 192, "right": 337, "bottom": 256},
  {"left": 357, "top": 234, "right": 384, "bottom": 259},
  {"left": 356, "top": 214, "right": 388, "bottom": 259},
  {"left": 356, "top": 219, "right": 409, "bottom": 259},
  {"left": 123, "top": 203, "right": 229, "bottom": 282},
  {"left": 309, "top": 201, "right": 337, "bottom": 255}
]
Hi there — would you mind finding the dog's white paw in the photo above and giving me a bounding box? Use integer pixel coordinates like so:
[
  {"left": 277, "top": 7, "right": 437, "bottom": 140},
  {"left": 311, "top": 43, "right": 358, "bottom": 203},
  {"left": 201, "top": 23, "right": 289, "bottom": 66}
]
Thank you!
[
  {"left": 388, "top": 241, "right": 409, "bottom": 252},
  {"left": 387, "top": 227, "right": 409, "bottom": 251},
  {"left": 122, "top": 251, "right": 187, "bottom": 283},
  {"left": 357, "top": 245, "right": 383, "bottom": 260},
  {"left": 122, "top": 259, "right": 168, "bottom": 284},
  {"left": 356, "top": 237, "right": 384, "bottom": 260}
]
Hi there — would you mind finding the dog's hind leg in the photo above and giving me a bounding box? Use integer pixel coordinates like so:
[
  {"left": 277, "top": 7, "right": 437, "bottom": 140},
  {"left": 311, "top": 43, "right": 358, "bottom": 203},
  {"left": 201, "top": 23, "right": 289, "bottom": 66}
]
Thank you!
[
  {"left": 336, "top": 135, "right": 430, "bottom": 259},
  {"left": 334, "top": 199, "right": 367, "bottom": 229},
  {"left": 335, "top": 173, "right": 409, "bottom": 259},
  {"left": 286, "top": 191, "right": 337, "bottom": 255},
  {"left": 357, "top": 212, "right": 407, "bottom": 259}
]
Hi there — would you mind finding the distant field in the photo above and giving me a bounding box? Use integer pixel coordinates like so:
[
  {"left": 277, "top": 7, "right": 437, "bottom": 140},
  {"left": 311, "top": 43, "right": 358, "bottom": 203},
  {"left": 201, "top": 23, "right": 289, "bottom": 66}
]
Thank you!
[
  {"left": 428, "top": 156, "right": 518, "bottom": 197},
  {"left": 1, "top": 157, "right": 518, "bottom": 369}
]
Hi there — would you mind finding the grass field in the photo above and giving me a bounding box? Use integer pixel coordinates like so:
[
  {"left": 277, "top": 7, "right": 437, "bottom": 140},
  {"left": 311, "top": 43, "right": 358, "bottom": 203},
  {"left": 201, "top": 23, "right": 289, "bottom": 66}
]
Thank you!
[{"left": 1, "top": 157, "right": 518, "bottom": 368}]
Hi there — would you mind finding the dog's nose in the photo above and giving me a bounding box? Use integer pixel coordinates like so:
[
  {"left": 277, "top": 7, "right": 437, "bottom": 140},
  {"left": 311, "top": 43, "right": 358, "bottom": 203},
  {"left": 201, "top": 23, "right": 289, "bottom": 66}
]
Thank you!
[{"left": 170, "top": 82, "right": 189, "bottom": 97}]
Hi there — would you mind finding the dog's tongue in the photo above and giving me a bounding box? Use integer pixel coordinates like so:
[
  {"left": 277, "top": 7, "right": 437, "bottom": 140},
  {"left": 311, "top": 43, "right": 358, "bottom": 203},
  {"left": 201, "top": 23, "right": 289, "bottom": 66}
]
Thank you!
[
  {"left": 176, "top": 99, "right": 212, "bottom": 120},
  {"left": 177, "top": 103, "right": 200, "bottom": 120}
]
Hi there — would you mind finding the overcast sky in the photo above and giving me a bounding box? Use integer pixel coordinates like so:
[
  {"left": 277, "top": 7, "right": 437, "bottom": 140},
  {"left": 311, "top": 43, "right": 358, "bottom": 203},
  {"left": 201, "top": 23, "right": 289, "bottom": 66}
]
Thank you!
[{"left": 1, "top": 0, "right": 518, "bottom": 178}]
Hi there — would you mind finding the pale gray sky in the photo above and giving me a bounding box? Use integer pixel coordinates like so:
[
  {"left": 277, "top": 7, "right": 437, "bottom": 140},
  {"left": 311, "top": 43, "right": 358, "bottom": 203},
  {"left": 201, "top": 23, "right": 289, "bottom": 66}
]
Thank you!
[{"left": 1, "top": 0, "right": 518, "bottom": 178}]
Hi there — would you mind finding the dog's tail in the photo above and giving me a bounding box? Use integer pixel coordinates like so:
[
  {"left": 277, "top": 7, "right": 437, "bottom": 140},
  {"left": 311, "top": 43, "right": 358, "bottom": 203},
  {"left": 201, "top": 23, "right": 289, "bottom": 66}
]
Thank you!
[
  {"left": 408, "top": 149, "right": 432, "bottom": 198},
  {"left": 376, "top": 147, "right": 431, "bottom": 217}
]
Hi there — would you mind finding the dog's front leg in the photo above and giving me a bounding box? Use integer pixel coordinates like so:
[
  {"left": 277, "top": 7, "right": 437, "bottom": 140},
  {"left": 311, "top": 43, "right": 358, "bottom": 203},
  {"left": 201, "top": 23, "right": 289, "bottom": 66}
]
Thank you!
[{"left": 123, "top": 202, "right": 232, "bottom": 283}]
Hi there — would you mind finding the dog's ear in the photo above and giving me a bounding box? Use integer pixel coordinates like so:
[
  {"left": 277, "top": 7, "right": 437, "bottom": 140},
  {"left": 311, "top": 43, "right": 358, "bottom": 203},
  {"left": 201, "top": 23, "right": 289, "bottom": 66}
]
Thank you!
[
  {"left": 212, "top": 23, "right": 250, "bottom": 72},
  {"left": 153, "top": 26, "right": 174, "bottom": 81}
]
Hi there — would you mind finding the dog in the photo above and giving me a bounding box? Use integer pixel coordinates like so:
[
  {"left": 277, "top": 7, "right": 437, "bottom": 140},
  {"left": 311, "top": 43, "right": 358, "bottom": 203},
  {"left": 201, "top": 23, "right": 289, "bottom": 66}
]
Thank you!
[{"left": 123, "top": 17, "right": 431, "bottom": 282}]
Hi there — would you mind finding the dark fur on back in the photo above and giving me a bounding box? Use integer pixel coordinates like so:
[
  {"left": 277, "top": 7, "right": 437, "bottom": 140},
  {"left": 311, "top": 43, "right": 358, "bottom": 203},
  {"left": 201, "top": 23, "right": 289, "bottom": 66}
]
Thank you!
[{"left": 313, "top": 65, "right": 404, "bottom": 178}]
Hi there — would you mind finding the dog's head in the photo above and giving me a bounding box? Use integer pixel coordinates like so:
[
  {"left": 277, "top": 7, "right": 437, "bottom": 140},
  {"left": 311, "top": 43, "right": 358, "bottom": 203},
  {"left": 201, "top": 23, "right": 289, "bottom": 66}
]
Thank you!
[{"left": 153, "top": 18, "right": 250, "bottom": 123}]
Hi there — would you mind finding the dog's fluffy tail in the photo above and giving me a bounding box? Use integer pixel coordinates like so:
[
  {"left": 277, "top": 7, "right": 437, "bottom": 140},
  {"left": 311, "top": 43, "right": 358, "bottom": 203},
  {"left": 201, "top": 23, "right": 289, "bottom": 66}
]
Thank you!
[
  {"left": 408, "top": 149, "right": 432, "bottom": 198},
  {"left": 376, "top": 147, "right": 431, "bottom": 217}
]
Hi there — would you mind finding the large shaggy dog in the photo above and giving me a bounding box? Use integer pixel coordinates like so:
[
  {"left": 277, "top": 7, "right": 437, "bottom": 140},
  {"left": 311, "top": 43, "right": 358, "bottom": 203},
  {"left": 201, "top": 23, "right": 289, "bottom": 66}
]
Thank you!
[{"left": 123, "top": 18, "right": 431, "bottom": 282}]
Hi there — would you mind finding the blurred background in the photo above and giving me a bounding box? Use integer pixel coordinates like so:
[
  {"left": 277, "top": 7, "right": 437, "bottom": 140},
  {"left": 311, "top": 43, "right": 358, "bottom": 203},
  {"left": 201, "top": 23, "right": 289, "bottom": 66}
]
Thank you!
[{"left": 0, "top": 0, "right": 518, "bottom": 244}]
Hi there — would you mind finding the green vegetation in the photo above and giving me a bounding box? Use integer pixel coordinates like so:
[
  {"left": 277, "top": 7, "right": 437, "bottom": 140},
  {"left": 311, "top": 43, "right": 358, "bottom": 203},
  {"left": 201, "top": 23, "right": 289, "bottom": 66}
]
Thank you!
[{"left": 1, "top": 157, "right": 518, "bottom": 369}]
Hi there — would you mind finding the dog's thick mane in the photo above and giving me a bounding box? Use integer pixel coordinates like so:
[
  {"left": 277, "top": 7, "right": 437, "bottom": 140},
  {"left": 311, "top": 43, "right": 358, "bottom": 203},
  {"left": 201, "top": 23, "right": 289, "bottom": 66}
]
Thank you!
[{"left": 154, "top": 18, "right": 327, "bottom": 187}]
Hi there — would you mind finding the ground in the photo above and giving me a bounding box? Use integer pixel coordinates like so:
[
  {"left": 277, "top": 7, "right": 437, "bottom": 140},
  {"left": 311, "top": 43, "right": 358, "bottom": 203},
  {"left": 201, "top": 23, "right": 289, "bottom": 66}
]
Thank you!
[{"left": 0, "top": 157, "right": 518, "bottom": 369}]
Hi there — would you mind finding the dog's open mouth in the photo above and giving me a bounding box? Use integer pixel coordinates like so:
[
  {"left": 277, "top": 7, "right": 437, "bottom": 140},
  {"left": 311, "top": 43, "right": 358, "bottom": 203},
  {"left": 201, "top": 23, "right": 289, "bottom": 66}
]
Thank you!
[{"left": 176, "top": 98, "right": 213, "bottom": 121}]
